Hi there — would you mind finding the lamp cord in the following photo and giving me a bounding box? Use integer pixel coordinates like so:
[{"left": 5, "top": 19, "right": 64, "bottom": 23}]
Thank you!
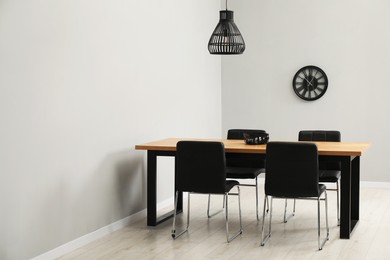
[{"left": 226, "top": 0, "right": 228, "bottom": 10}]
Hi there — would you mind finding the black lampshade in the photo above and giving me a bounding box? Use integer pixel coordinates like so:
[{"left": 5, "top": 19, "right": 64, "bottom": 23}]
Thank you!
[{"left": 208, "top": 10, "right": 245, "bottom": 55}]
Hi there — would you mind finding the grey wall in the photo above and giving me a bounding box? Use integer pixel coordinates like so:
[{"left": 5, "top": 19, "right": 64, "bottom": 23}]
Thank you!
[
  {"left": 0, "top": 1, "right": 222, "bottom": 259},
  {"left": 222, "top": 0, "right": 389, "bottom": 182}
]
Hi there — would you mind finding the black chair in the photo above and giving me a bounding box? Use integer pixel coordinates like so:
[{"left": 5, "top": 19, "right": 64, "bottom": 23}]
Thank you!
[
  {"left": 172, "top": 141, "right": 242, "bottom": 243},
  {"left": 228, "top": 129, "right": 267, "bottom": 220},
  {"left": 261, "top": 142, "right": 329, "bottom": 250},
  {"left": 207, "top": 129, "right": 267, "bottom": 220},
  {"left": 298, "top": 130, "right": 341, "bottom": 226}
]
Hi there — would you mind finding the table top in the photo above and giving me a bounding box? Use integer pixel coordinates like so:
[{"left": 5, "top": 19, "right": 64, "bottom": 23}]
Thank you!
[{"left": 135, "top": 138, "right": 370, "bottom": 156}]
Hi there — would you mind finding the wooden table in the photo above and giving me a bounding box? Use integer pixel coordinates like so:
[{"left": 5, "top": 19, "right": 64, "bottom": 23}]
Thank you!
[{"left": 135, "top": 138, "right": 370, "bottom": 239}]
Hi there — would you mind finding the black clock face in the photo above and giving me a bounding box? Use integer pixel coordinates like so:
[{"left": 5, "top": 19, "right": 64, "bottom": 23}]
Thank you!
[{"left": 292, "top": 65, "right": 328, "bottom": 101}]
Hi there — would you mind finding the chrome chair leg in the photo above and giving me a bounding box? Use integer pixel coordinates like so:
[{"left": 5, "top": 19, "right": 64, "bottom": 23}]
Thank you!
[
  {"left": 207, "top": 194, "right": 210, "bottom": 217},
  {"left": 255, "top": 177, "right": 259, "bottom": 220},
  {"left": 226, "top": 186, "right": 243, "bottom": 243},
  {"left": 266, "top": 195, "right": 269, "bottom": 213},
  {"left": 317, "top": 196, "right": 321, "bottom": 250},
  {"left": 263, "top": 195, "right": 329, "bottom": 250},
  {"left": 286, "top": 182, "right": 339, "bottom": 226},
  {"left": 207, "top": 194, "right": 224, "bottom": 218},
  {"left": 318, "top": 191, "right": 329, "bottom": 250},
  {"left": 238, "top": 186, "right": 242, "bottom": 232},
  {"left": 172, "top": 191, "right": 190, "bottom": 239},
  {"left": 293, "top": 199, "right": 296, "bottom": 214},
  {"left": 283, "top": 199, "right": 295, "bottom": 223},
  {"left": 187, "top": 194, "right": 191, "bottom": 229},
  {"left": 326, "top": 191, "right": 330, "bottom": 239},
  {"left": 324, "top": 181, "right": 340, "bottom": 226},
  {"left": 225, "top": 192, "right": 229, "bottom": 242},
  {"left": 261, "top": 196, "right": 272, "bottom": 246},
  {"left": 336, "top": 181, "right": 340, "bottom": 226},
  {"left": 209, "top": 176, "right": 268, "bottom": 222},
  {"left": 256, "top": 177, "right": 270, "bottom": 218},
  {"left": 209, "top": 178, "right": 264, "bottom": 221},
  {"left": 270, "top": 198, "right": 273, "bottom": 236}
]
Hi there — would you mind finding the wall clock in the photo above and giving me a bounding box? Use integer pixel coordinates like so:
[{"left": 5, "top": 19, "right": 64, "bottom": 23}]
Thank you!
[{"left": 292, "top": 65, "right": 328, "bottom": 101}]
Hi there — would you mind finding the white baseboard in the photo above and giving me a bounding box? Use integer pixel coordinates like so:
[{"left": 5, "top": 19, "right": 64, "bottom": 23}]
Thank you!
[
  {"left": 31, "top": 196, "right": 175, "bottom": 260},
  {"left": 32, "top": 181, "right": 390, "bottom": 259},
  {"left": 361, "top": 181, "right": 390, "bottom": 189}
]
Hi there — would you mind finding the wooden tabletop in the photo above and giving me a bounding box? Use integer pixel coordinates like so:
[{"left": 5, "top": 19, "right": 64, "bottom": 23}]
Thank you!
[{"left": 135, "top": 138, "right": 370, "bottom": 156}]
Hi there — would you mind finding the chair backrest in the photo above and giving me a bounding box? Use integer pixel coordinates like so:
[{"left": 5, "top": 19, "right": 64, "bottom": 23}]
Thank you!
[
  {"left": 226, "top": 129, "right": 266, "bottom": 168},
  {"left": 176, "top": 141, "right": 226, "bottom": 194},
  {"left": 299, "top": 130, "right": 340, "bottom": 142},
  {"left": 227, "top": 129, "right": 266, "bottom": 140},
  {"left": 299, "top": 130, "right": 341, "bottom": 170},
  {"left": 265, "top": 142, "right": 321, "bottom": 198}
]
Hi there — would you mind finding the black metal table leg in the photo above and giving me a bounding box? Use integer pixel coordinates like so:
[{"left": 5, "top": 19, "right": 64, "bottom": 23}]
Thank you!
[
  {"left": 351, "top": 156, "right": 360, "bottom": 231},
  {"left": 340, "top": 156, "right": 352, "bottom": 238},
  {"left": 147, "top": 150, "right": 181, "bottom": 226},
  {"left": 147, "top": 150, "right": 157, "bottom": 226},
  {"left": 321, "top": 155, "right": 361, "bottom": 239}
]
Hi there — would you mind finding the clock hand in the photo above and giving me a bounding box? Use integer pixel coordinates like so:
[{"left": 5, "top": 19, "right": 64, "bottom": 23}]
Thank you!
[
  {"left": 308, "top": 71, "right": 319, "bottom": 85},
  {"left": 308, "top": 78, "right": 314, "bottom": 88},
  {"left": 303, "top": 78, "right": 313, "bottom": 86}
]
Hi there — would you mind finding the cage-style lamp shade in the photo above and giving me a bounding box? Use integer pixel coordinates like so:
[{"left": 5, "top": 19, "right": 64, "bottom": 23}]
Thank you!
[{"left": 208, "top": 10, "right": 245, "bottom": 55}]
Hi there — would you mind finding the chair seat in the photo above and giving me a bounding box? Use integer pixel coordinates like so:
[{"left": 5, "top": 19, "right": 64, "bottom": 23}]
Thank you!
[
  {"left": 225, "top": 180, "right": 240, "bottom": 192},
  {"left": 226, "top": 167, "right": 265, "bottom": 179},
  {"left": 277, "top": 184, "right": 327, "bottom": 199},
  {"left": 319, "top": 170, "right": 341, "bottom": 183}
]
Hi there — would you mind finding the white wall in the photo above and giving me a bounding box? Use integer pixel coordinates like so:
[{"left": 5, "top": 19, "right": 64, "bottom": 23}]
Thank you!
[
  {"left": 0, "top": 1, "right": 222, "bottom": 259},
  {"left": 222, "top": 0, "right": 390, "bottom": 182}
]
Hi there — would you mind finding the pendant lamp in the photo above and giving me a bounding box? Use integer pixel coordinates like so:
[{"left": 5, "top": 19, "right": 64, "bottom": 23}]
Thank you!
[{"left": 208, "top": 0, "right": 245, "bottom": 55}]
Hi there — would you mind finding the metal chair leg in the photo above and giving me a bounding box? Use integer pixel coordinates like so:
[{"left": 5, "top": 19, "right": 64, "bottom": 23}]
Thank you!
[
  {"left": 326, "top": 191, "right": 330, "bottom": 239},
  {"left": 256, "top": 177, "right": 270, "bottom": 220},
  {"left": 255, "top": 177, "right": 259, "bottom": 220},
  {"left": 336, "top": 181, "right": 340, "bottom": 226},
  {"left": 263, "top": 195, "right": 328, "bottom": 250},
  {"left": 318, "top": 191, "right": 329, "bottom": 250},
  {"left": 293, "top": 199, "right": 296, "bottom": 215},
  {"left": 172, "top": 191, "right": 189, "bottom": 239},
  {"left": 207, "top": 194, "right": 210, "bottom": 217},
  {"left": 238, "top": 186, "right": 242, "bottom": 232},
  {"left": 226, "top": 186, "right": 243, "bottom": 243},
  {"left": 283, "top": 199, "right": 295, "bottom": 223},
  {"left": 207, "top": 194, "right": 224, "bottom": 218},
  {"left": 317, "top": 196, "right": 321, "bottom": 250},
  {"left": 286, "top": 181, "right": 339, "bottom": 226},
  {"left": 261, "top": 196, "right": 272, "bottom": 246},
  {"left": 266, "top": 195, "right": 269, "bottom": 212}
]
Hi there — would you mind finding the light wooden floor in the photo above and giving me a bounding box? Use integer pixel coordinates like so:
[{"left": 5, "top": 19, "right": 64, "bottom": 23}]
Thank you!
[{"left": 59, "top": 185, "right": 390, "bottom": 260}]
